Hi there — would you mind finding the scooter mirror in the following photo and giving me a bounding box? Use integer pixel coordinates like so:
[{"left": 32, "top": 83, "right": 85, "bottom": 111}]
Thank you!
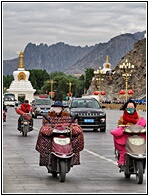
[
  {"left": 42, "top": 114, "right": 51, "bottom": 123},
  {"left": 71, "top": 114, "right": 78, "bottom": 123}
]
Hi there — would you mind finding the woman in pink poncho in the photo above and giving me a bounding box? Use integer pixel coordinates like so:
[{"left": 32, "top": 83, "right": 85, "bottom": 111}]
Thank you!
[{"left": 110, "top": 100, "right": 146, "bottom": 170}]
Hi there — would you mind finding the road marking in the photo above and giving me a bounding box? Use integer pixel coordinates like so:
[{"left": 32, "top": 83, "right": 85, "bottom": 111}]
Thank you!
[
  {"left": 84, "top": 148, "right": 146, "bottom": 178},
  {"left": 84, "top": 148, "right": 117, "bottom": 165}
]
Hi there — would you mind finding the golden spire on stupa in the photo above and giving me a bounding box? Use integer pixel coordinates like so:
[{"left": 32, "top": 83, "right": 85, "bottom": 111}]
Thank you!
[
  {"left": 103, "top": 55, "right": 111, "bottom": 69},
  {"left": 106, "top": 55, "right": 109, "bottom": 63},
  {"left": 18, "top": 51, "right": 24, "bottom": 68}
]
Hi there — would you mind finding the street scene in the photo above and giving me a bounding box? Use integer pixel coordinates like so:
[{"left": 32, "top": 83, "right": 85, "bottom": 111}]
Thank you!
[
  {"left": 3, "top": 2, "right": 147, "bottom": 195},
  {"left": 3, "top": 107, "right": 146, "bottom": 194}
]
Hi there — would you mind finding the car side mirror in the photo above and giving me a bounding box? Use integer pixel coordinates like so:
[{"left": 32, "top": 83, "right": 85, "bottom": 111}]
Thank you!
[{"left": 101, "top": 105, "right": 106, "bottom": 109}]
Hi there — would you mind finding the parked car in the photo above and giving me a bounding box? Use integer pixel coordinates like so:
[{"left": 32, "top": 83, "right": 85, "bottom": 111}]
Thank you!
[
  {"left": 31, "top": 98, "right": 52, "bottom": 118},
  {"left": 68, "top": 98, "right": 106, "bottom": 132}
]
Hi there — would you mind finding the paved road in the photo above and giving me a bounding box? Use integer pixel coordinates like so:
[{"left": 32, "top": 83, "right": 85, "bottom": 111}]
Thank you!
[{"left": 3, "top": 107, "right": 147, "bottom": 194}]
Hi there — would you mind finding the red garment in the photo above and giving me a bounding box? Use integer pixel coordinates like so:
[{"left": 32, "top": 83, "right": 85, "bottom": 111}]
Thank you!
[
  {"left": 123, "top": 110, "right": 138, "bottom": 125},
  {"left": 111, "top": 117, "right": 146, "bottom": 166},
  {"left": 20, "top": 103, "right": 32, "bottom": 113}
]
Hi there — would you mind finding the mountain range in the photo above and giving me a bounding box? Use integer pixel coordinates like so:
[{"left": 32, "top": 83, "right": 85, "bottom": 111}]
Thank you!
[{"left": 3, "top": 31, "right": 145, "bottom": 76}]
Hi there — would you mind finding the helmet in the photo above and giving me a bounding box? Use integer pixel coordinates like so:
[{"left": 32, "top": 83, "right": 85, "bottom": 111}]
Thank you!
[
  {"left": 51, "top": 100, "right": 64, "bottom": 107},
  {"left": 24, "top": 100, "right": 29, "bottom": 103}
]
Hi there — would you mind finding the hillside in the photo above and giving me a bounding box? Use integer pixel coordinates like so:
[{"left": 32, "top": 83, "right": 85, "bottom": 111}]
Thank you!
[
  {"left": 87, "top": 38, "right": 146, "bottom": 100},
  {"left": 3, "top": 31, "right": 145, "bottom": 76}
]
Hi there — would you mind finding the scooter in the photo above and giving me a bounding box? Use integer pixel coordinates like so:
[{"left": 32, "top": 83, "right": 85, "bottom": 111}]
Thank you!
[
  {"left": 115, "top": 124, "right": 146, "bottom": 184},
  {"left": 43, "top": 114, "right": 78, "bottom": 182}
]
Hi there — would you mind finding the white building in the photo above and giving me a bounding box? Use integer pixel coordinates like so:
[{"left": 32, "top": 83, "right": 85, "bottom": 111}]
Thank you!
[
  {"left": 6, "top": 51, "right": 36, "bottom": 102},
  {"left": 102, "top": 55, "right": 112, "bottom": 74}
]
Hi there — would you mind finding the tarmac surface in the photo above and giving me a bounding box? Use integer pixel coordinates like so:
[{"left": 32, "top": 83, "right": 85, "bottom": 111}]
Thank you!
[{"left": 3, "top": 107, "right": 147, "bottom": 194}]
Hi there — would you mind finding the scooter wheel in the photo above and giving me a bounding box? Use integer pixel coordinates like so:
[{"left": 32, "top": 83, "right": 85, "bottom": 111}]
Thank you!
[
  {"left": 59, "top": 160, "right": 66, "bottom": 182},
  {"left": 136, "top": 160, "right": 143, "bottom": 184},
  {"left": 24, "top": 126, "right": 28, "bottom": 137}
]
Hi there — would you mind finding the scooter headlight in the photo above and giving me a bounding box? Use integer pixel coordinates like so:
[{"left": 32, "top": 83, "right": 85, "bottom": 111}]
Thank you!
[
  {"left": 54, "top": 137, "right": 70, "bottom": 145},
  {"left": 124, "top": 128, "right": 132, "bottom": 133},
  {"left": 140, "top": 128, "right": 146, "bottom": 133}
]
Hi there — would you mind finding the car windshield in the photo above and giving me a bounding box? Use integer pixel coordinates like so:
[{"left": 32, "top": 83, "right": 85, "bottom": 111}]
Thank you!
[
  {"left": 35, "top": 99, "right": 52, "bottom": 105},
  {"left": 71, "top": 99, "right": 100, "bottom": 109}
]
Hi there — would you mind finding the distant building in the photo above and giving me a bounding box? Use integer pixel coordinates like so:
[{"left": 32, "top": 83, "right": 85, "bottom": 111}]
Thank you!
[
  {"left": 102, "top": 55, "right": 112, "bottom": 74},
  {"left": 6, "top": 51, "right": 36, "bottom": 102}
]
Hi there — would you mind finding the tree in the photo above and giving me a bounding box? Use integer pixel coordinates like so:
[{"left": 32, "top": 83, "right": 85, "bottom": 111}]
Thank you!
[
  {"left": 28, "top": 69, "right": 49, "bottom": 94},
  {"left": 84, "top": 68, "right": 95, "bottom": 92},
  {"left": 41, "top": 72, "right": 84, "bottom": 100},
  {"left": 3, "top": 75, "right": 13, "bottom": 89}
]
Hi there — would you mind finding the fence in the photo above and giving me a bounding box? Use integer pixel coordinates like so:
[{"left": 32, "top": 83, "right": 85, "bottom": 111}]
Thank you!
[{"left": 101, "top": 103, "right": 146, "bottom": 111}]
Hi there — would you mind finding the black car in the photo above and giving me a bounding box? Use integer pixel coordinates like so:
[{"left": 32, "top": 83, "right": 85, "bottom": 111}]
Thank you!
[
  {"left": 68, "top": 98, "right": 106, "bottom": 132},
  {"left": 31, "top": 98, "right": 52, "bottom": 118}
]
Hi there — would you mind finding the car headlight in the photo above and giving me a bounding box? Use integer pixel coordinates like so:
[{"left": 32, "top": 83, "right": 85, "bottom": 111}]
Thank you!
[
  {"left": 36, "top": 108, "right": 41, "bottom": 112},
  {"left": 99, "top": 112, "right": 105, "bottom": 116},
  {"left": 70, "top": 111, "right": 77, "bottom": 116}
]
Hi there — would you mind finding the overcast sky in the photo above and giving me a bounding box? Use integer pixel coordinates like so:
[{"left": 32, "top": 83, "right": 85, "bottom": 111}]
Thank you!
[{"left": 3, "top": 1, "right": 147, "bottom": 60}]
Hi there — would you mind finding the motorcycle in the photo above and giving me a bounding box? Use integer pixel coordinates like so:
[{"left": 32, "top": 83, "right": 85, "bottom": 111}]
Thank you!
[
  {"left": 115, "top": 124, "right": 146, "bottom": 184},
  {"left": 15, "top": 108, "right": 33, "bottom": 137},
  {"left": 42, "top": 114, "right": 81, "bottom": 182},
  {"left": 18, "top": 112, "right": 33, "bottom": 137}
]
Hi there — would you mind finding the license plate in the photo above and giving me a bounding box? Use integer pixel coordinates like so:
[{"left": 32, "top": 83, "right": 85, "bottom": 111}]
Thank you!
[
  {"left": 129, "top": 138, "right": 144, "bottom": 146},
  {"left": 43, "top": 110, "right": 48, "bottom": 113},
  {"left": 24, "top": 122, "right": 28, "bottom": 124},
  {"left": 84, "top": 119, "right": 94, "bottom": 123}
]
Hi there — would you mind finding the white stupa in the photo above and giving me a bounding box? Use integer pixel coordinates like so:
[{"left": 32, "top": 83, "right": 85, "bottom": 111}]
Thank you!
[
  {"left": 102, "top": 55, "right": 112, "bottom": 74},
  {"left": 7, "top": 51, "right": 36, "bottom": 102}
]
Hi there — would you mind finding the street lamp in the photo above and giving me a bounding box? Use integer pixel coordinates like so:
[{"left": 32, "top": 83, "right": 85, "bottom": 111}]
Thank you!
[
  {"left": 119, "top": 59, "right": 134, "bottom": 101},
  {"left": 94, "top": 67, "right": 104, "bottom": 103},
  {"left": 83, "top": 68, "right": 87, "bottom": 95},
  {"left": 3, "top": 87, "right": 7, "bottom": 93},
  {"left": 67, "top": 82, "right": 73, "bottom": 99},
  {"left": 48, "top": 79, "right": 56, "bottom": 99}
]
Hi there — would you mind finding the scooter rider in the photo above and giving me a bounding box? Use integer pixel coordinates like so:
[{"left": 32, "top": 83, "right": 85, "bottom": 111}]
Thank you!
[
  {"left": 36, "top": 100, "right": 84, "bottom": 167},
  {"left": 18, "top": 100, "right": 33, "bottom": 131},
  {"left": 110, "top": 99, "right": 146, "bottom": 170},
  {"left": 49, "top": 100, "right": 69, "bottom": 116},
  {"left": 3, "top": 102, "right": 7, "bottom": 112}
]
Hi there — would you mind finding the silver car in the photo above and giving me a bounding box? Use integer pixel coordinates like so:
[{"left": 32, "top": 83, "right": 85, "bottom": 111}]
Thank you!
[{"left": 32, "top": 98, "right": 52, "bottom": 118}]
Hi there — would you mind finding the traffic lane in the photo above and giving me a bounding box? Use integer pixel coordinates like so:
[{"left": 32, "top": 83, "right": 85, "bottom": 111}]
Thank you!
[
  {"left": 3, "top": 108, "right": 146, "bottom": 193},
  {"left": 82, "top": 109, "right": 146, "bottom": 193}
]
